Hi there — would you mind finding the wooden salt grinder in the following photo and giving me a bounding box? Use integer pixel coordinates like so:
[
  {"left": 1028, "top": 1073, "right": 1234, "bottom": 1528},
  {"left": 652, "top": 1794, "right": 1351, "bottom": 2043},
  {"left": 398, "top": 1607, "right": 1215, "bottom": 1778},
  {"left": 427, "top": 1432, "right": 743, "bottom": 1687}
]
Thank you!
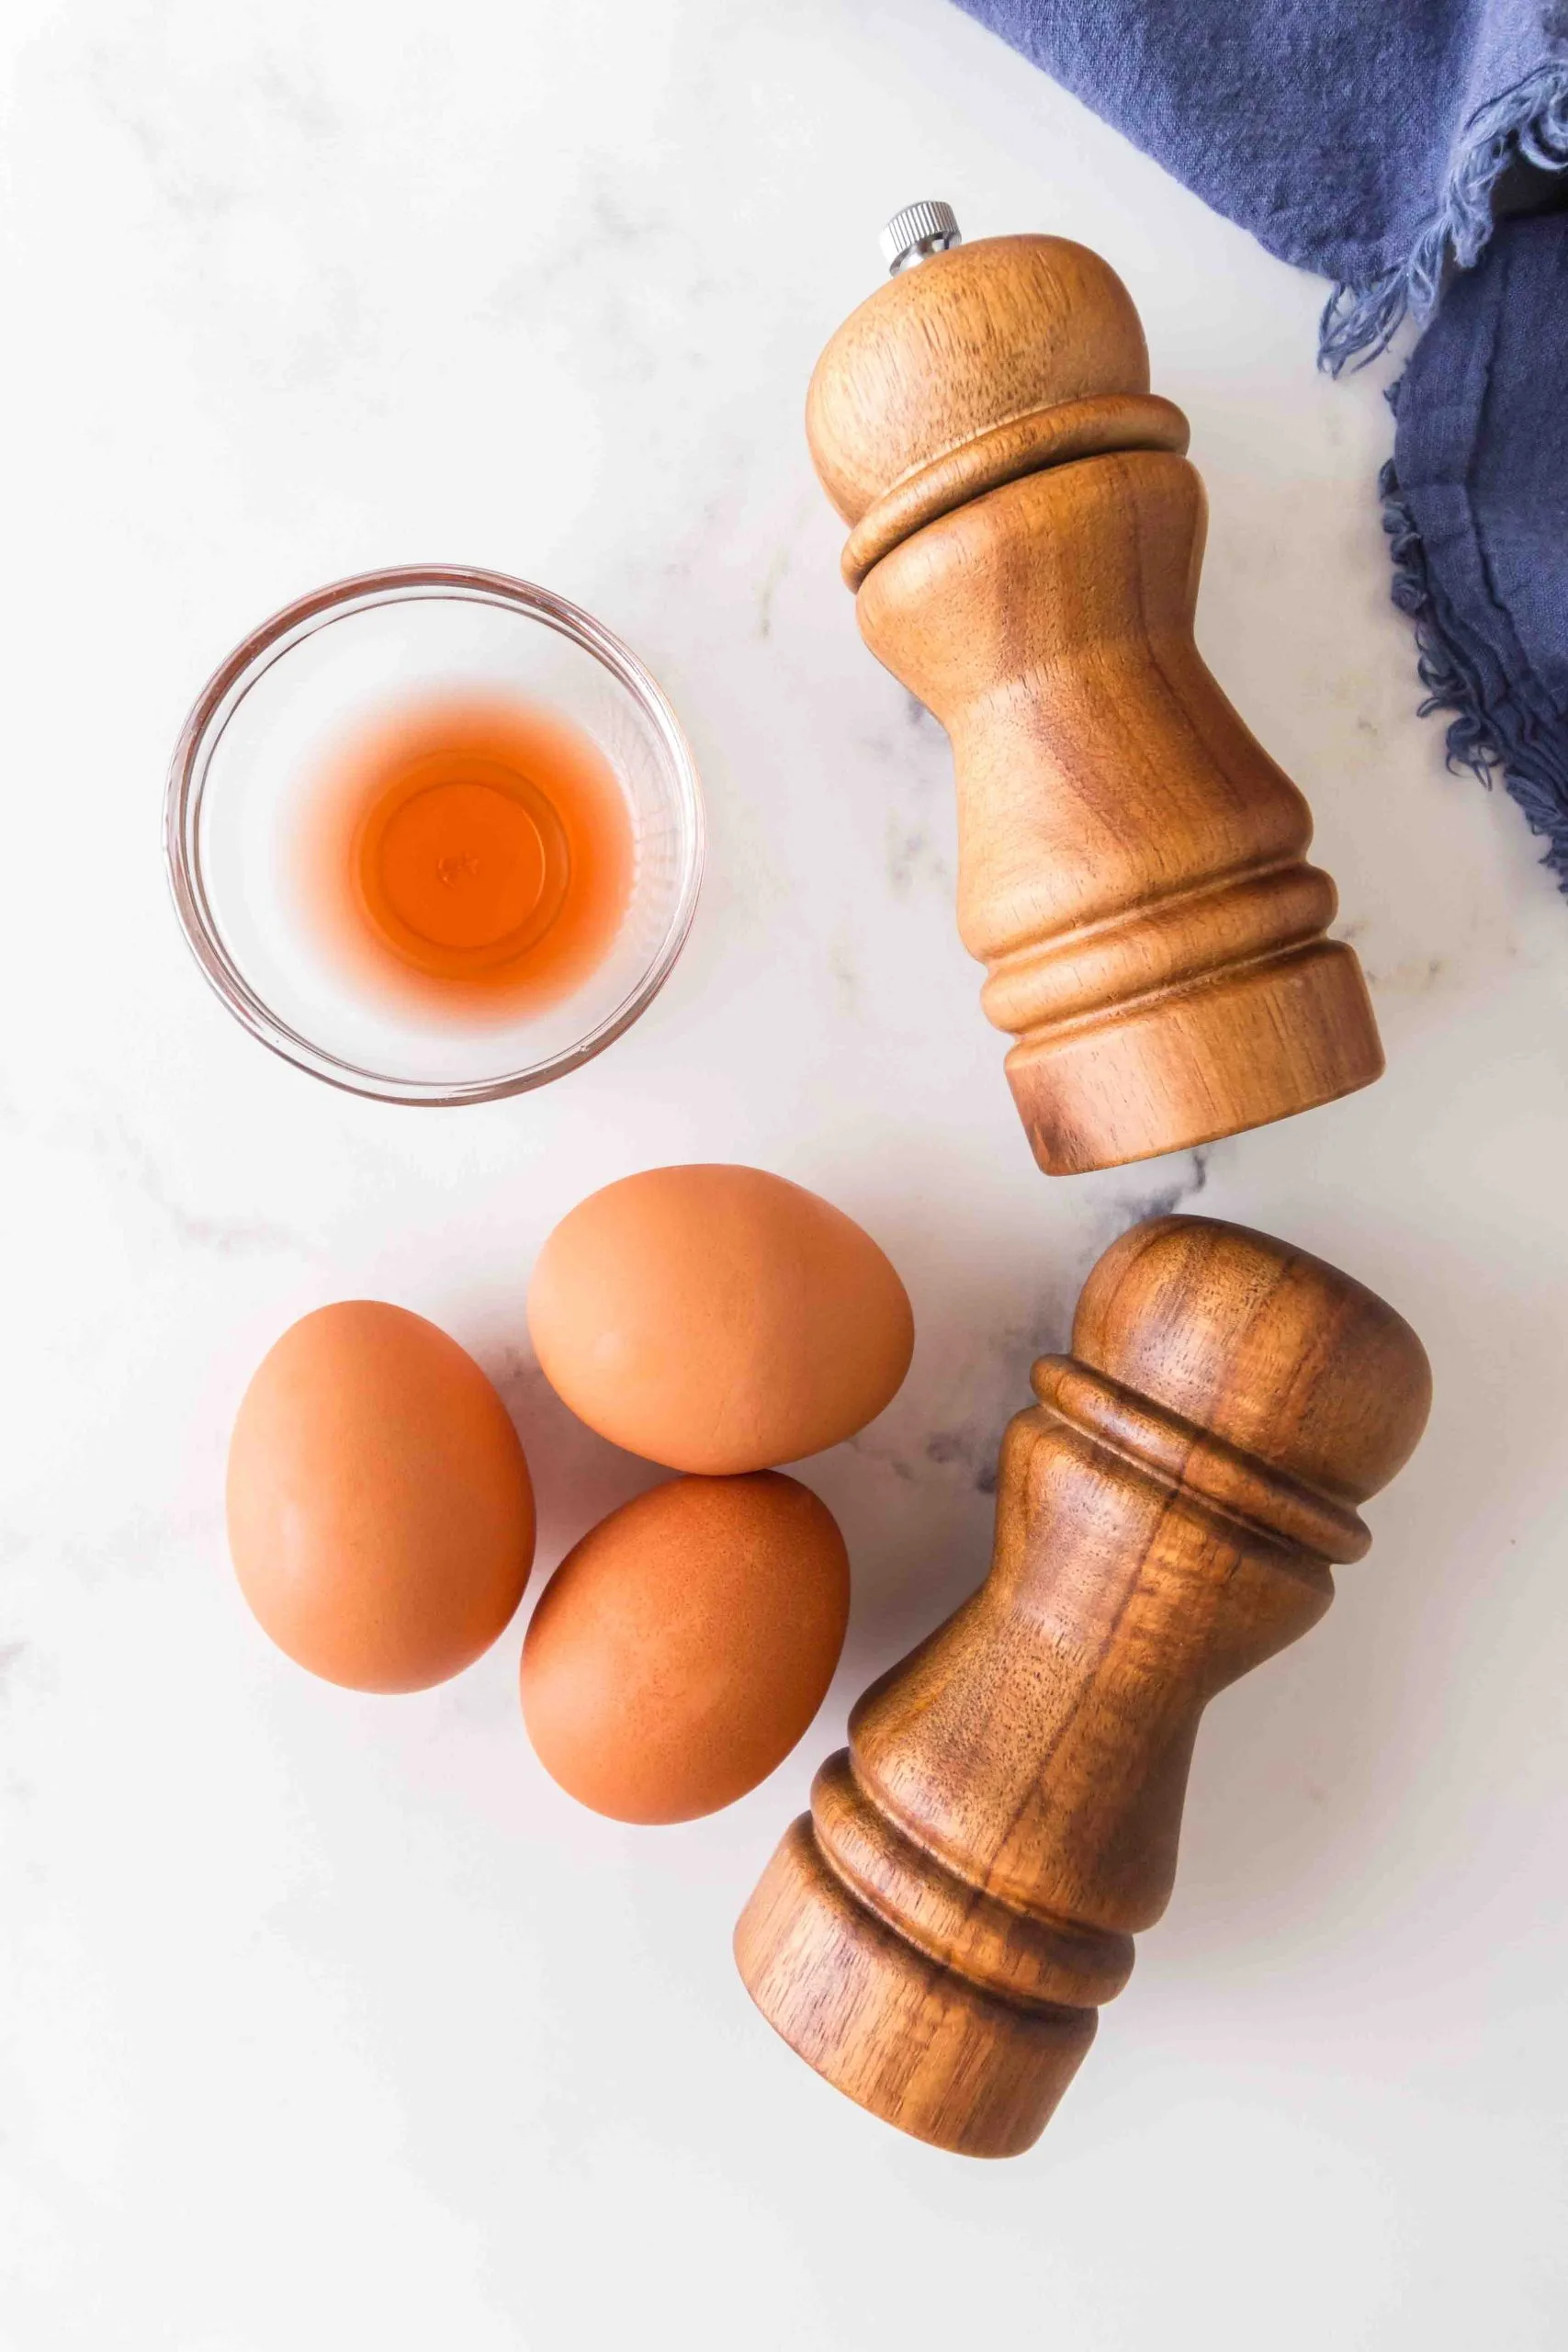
[
  {"left": 809, "top": 203, "right": 1384, "bottom": 1173},
  {"left": 735, "top": 1214, "right": 1430, "bottom": 2156}
]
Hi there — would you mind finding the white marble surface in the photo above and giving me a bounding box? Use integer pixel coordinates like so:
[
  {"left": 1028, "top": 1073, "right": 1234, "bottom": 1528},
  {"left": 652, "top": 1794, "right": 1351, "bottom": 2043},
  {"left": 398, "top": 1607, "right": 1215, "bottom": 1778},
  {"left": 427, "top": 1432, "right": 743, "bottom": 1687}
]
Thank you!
[{"left": 5, "top": 2, "right": 1568, "bottom": 2345}]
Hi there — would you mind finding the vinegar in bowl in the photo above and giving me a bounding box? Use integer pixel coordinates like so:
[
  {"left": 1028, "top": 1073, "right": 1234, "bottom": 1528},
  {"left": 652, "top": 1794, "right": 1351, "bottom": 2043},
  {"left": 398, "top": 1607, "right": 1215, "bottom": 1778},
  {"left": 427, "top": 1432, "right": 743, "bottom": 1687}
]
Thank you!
[
  {"left": 165, "top": 567, "right": 703, "bottom": 1104},
  {"left": 302, "top": 690, "right": 635, "bottom": 1024}
]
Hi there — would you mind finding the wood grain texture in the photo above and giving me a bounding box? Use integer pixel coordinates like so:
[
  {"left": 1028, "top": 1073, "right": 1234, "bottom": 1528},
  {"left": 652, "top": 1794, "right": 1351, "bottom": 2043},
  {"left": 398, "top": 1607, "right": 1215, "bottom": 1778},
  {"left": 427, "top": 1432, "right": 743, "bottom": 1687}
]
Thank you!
[
  {"left": 735, "top": 1215, "right": 1431, "bottom": 2157},
  {"left": 807, "top": 234, "right": 1385, "bottom": 1174},
  {"left": 838, "top": 390, "right": 1190, "bottom": 587}
]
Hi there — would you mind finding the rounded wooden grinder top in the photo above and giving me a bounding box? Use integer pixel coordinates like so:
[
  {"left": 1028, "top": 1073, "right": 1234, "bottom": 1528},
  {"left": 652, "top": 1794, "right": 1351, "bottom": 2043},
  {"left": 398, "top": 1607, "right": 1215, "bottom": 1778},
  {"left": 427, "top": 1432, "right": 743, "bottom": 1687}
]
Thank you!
[
  {"left": 734, "top": 1216, "right": 1431, "bottom": 2155},
  {"left": 805, "top": 218, "right": 1387, "bottom": 1174},
  {"left": 807, "top": 231, "right": 1190, "bottom": 585}
]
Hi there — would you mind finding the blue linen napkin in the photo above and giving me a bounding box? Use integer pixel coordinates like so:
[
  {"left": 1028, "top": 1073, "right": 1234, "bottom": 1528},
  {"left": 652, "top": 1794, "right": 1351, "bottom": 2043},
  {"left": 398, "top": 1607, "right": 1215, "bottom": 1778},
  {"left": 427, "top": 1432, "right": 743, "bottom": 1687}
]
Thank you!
[{"left": 953, "top": 0, "right": 1568, "bottom": 887}]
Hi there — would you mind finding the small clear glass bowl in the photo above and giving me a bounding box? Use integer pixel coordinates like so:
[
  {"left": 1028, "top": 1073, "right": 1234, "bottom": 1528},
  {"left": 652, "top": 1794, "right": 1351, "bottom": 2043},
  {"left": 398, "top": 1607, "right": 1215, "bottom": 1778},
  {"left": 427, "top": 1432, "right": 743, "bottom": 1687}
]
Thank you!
[{"left": 164, "top": 565, "right": 704, "bottom": 1104}]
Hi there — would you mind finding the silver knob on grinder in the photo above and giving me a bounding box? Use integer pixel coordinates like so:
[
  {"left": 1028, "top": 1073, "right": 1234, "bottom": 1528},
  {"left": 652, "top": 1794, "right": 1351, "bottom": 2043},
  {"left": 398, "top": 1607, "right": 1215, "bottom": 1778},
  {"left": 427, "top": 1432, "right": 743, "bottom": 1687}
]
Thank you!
[{"left": 879, "top": 199, "right": 962, "bottom": 277}]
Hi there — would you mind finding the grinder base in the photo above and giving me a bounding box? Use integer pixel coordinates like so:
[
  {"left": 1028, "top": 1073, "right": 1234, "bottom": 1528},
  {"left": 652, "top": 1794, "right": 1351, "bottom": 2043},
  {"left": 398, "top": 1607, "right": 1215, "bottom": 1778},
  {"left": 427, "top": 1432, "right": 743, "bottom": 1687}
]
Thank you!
[
  {"left": 1005, "top": 937, "right": 1383, "bottom": 1175},
  {"left": 734, "top": 1815, "right": 1096, "bottom": 2159}
]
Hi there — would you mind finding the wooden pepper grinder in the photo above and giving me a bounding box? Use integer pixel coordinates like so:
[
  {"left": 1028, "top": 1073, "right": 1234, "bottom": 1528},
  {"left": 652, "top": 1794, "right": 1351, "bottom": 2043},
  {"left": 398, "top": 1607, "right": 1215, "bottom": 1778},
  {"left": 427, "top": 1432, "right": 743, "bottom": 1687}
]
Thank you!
[
  {"left": 809, "top": 204, "right": 1384, "bottom": 1173},
  {"left": 735, "top": 1214, "right": 1430, "bottom": 2156}
]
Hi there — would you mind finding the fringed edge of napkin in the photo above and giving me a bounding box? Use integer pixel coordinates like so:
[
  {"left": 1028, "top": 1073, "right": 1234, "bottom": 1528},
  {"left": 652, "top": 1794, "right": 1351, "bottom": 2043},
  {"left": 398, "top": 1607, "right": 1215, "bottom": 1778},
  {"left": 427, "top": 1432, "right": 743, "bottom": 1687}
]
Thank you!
[
  {"left": 1316, "top": 63, "right": 1568, "bottom": 890},
  {"left": 1378, "top": 439, "right": 1568, "bottom": 892},
  {"left": 1316, "top": 63, "right": 1568, "bottom": 374}
]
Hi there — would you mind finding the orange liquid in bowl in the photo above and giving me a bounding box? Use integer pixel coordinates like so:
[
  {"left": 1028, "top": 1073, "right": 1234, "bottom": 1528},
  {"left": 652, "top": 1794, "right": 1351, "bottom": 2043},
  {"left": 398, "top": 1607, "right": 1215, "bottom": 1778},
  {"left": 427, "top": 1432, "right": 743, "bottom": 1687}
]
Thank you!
[{"left": 301, "top": 692, "right": 635, "bottom": 1023}]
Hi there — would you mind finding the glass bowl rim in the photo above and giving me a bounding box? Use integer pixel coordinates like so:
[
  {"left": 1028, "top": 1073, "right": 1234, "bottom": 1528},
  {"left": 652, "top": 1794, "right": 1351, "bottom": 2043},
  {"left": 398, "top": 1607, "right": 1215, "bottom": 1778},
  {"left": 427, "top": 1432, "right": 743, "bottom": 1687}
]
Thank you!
[{"left": 164, "top": 562, "right": 705, "bottom": 1106}]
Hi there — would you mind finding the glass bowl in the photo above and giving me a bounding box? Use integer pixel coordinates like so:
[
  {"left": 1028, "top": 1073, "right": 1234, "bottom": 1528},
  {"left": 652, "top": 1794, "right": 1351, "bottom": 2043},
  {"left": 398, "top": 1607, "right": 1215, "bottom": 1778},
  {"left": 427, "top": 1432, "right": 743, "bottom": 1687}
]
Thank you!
[{"left": 164, "top": 565, "right": 704, "bottom": 1104}]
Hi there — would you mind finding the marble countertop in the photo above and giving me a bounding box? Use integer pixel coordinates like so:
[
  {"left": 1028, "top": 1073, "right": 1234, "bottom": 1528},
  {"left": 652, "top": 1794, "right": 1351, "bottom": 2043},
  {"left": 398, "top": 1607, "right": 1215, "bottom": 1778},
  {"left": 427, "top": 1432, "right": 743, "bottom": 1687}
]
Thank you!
[{"left": 5, "top": 2, "right": 1567, "bottom": 2345}]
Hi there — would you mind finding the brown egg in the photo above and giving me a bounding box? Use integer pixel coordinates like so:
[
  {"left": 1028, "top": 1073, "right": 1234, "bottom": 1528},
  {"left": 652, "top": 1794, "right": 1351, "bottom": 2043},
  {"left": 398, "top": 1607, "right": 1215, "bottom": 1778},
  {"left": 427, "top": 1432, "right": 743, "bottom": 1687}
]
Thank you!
[
  {"left": 527, "top": 1164, "right": 914, "bottom": 1474},
  {"left": 521, "top": 1473, "right": 849, "bottom": 1823},
  {"left": 227, "top": 1301, "right": 535, "bottom": 1693}
]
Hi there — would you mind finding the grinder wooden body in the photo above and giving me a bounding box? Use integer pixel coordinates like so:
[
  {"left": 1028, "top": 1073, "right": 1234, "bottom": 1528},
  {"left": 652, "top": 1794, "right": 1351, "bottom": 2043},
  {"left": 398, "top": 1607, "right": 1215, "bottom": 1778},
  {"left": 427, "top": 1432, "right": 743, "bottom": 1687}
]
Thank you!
[
  {"left": 734, "top": 1215, "right": 1430, "bottom": 2156},
  {"left": 809, "top": 233, "right": 1384, "bottom": 1172}
]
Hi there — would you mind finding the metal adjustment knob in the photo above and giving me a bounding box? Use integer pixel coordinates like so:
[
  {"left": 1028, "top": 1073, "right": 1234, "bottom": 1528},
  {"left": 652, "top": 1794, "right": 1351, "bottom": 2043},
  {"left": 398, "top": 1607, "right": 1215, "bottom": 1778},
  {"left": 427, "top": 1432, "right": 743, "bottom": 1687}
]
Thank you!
[{"left": 879, "top": 199, "right": 962, "bottom": 277}]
